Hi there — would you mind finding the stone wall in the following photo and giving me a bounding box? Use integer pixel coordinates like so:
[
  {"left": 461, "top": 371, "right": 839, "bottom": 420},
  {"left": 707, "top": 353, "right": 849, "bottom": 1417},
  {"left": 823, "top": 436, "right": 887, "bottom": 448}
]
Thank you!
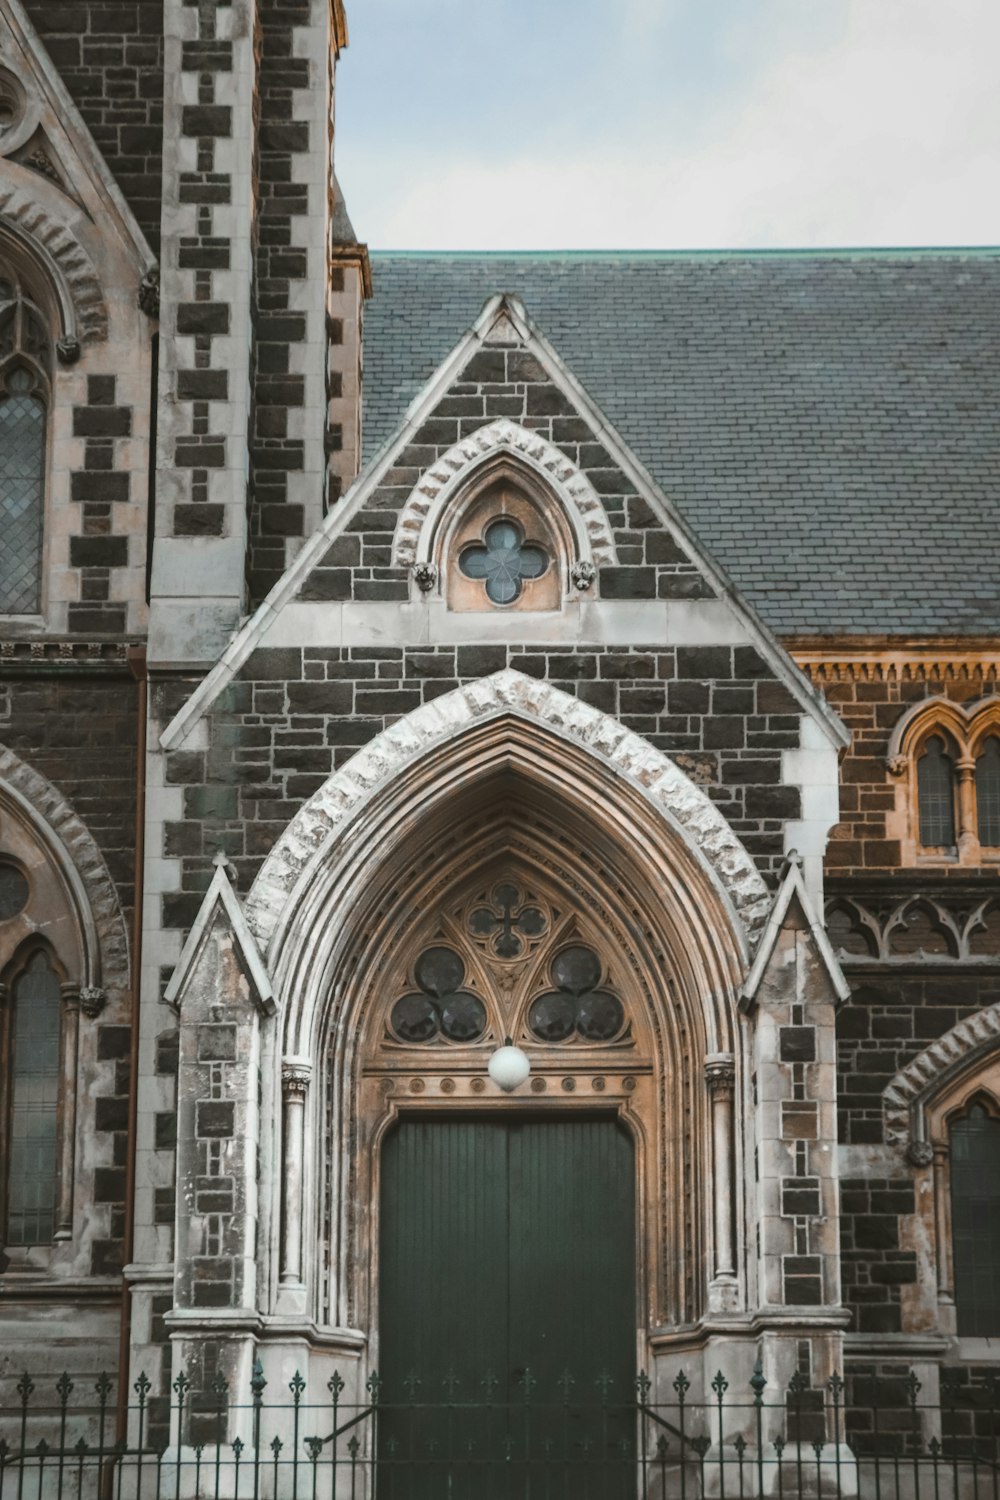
[{"left": 22, "top": 0, "right": 164, "bottom": 254}]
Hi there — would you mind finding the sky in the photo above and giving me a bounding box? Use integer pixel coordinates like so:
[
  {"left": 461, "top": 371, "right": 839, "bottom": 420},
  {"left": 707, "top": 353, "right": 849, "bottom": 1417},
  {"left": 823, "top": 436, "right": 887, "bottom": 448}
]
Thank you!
[{"left": 335, "top": 0, "right": 1000, "bottom": 251}]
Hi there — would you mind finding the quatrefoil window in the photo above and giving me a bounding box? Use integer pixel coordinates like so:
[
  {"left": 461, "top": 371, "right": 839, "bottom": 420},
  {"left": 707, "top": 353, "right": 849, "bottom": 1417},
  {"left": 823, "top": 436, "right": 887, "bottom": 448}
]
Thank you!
[
  {"left": 528, "top": 945, "right": 625, "bottom": 1043},
  {"left": 469, "top": 882, "right": 547, "bottom": 958},
  {"left": 390, "top": 947, "right": 487, "bottom": 1044},
  {"left": 459, "top": 520, "right": 548, "bottom": 605}
]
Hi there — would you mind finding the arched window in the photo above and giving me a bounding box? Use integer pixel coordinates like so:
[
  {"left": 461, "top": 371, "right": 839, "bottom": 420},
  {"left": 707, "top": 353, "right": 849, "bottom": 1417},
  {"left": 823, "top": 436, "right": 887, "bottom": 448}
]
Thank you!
[
  {"left": 0, "top": 268, "right": 51, "bottom": 615},
  {"left": 976, "top": 737, "right": 1000, "bottom": 847},
  {"left": 4, "top": 949, "right": 61, "bottom": 1246},
  {"left": 916, "top": 735, "right": 956, "bottom": 848},
  {"left": 950, "top": 1102, "right": 1000, "bottom": 1335}
]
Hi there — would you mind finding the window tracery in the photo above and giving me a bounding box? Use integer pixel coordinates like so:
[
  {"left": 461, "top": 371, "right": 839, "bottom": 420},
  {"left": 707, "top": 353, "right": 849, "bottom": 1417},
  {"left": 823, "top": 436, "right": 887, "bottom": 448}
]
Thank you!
[
  {"left": 380, "top": 877, "right": 632, "bottom": 1052},
  {"left": 0, "top": 267, "right": 51, "bottom": 614},
  {"left": 887, "top": 698, "right": 1000, "bottom": 864},
  {"left": 446, "top": 473, "right": 562, "bottom": 612}
]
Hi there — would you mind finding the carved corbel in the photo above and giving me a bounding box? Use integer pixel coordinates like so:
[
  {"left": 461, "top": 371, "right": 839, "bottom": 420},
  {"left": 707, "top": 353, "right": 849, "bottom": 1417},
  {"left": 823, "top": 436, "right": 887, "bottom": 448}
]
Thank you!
[{"left": 79, "top": 985, "right": 106, "bottom": 1019}]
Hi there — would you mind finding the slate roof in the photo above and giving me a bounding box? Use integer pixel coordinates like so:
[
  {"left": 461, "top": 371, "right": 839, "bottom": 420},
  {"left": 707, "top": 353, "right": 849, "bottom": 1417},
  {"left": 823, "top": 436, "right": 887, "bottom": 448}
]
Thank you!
[{"left": 362, "top": 251, "right": 1000, "bottom": 636}]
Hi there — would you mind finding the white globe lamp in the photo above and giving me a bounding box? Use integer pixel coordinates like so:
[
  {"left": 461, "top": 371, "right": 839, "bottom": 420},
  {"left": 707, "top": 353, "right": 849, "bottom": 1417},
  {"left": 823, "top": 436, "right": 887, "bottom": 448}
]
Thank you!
[{"left": 488, "top": 1037, "right": 531, "bottom": 1092}]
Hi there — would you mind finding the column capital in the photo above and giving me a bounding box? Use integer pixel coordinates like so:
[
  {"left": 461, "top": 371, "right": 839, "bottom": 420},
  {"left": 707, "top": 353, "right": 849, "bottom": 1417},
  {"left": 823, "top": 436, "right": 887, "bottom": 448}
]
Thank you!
[
  {"left": 282, "top": 1059, "right": 312, "bottom": 1099},
  {"left": 704, "top": 1052, "right": 736, "bottom": 1098}
]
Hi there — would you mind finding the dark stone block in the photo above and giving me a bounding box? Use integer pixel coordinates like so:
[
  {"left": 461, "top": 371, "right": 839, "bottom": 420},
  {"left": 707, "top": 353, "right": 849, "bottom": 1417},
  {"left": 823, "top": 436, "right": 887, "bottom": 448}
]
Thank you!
[
  {"left": 599, "top": 654, "right": 655, "bottom": 679},
  {"left": 97, "top": 1024, "right": 131, "bottom": 1061},
  {"left": 154, "top": 1189, "right": 175, "bottom": 1225},
  {"left": 91, "top": 1239, "right": 124, "bottom": 1277},
  {"left": 192, "top": 1282, "right": 233, "bottom": 1308},
  {"left": 780, "top": 1027, "right": 816, "bottom": 1062},
  {"left": 162, "top": 892, "right": 205, "bottom": 930},
  {"left": 155, "top": 1110, "right": 177, "bottom": 1149},
  {"left": 457, "top": 646, "right": 507, "bottom": 677},
  {"left": 525, "top": 385, "right": 576, "bottom": 417},
  {"left": 298, "top": 570, "right": 352, "bottom": 601},
  {"left": 857, "top": 1305, "right": 902, "bottom": 1333},
  {"left": 781, "top": 1180, "right": 822, "bottom": 1217},
  {"left": 462, "top": 350, "right": 506, "bottom": 383},
  {"left": 734, "top": 646, "right": 772, "bottom": 678},
  {"left": 659, "top": 573, "right": 713, "bottom": 600},
  {"left": 87, "top": 375, "right": 116, "bottom": 405},
  {"left": 197, "top": 1023, "right": 237, "bottom": 1061},
  {"left": 507, "top": 352, "right": 547, "bottom": 381},
  {"left": 599, "top": 567, "right": 656, "bottom": 600},
  {"left": 644, "top": 531, "right": 690, "bottom": 564},
  {"left": 71, "top": 471, "right": 130, "bottom": 503},
  {"left": 177, "top": 302, "right": 230, "bottom": 335},
  {"left": 177, "top": 369, "right": 229, "bottom": 400},
  {"left": 95, "top": 1096, "right": 129, "bottom": 1132},
  {"left": 69, "top": 535, "right": 129, "bottom": 569},
  {"left": 703, "top": 719, "right": 745, "bottom": 749},
  {"left": 73, "top": 406, "right": 131, "bottom": 438},
  {"left": 854, "top": 1215, "right": 901, "bottom": 1251},
  {"left": 242, "top": 647, "right": 302, "bottom": 680},
  {"left": 745, "top": 785, "right": 802, "bottom": 819},
  {"left": 668, "top": 681, "right": 710, "bottom": 714},
  {"left": 181, "top": 105, "right": 232, "bottom": 135},
  {"left": 175, "top": 503, "right": 227, "bottom": 536},
  {"left": 723, "top": 756, "right": 781, "bottom": 785},
  {"left": 286, "top": 682, "right": 353, "bottom": 714},
  {"left": 676, "top": 647, "right": 732, "bottom": 679},
  {"left": 758, "top": 681, "right": 801, "bottom": 715},
  {"left": 196, "top": 1101, "right": 235, "bottom": 1138},
  {"left": 94, "top": 1167, "right": 127, "bottom": 1204}
]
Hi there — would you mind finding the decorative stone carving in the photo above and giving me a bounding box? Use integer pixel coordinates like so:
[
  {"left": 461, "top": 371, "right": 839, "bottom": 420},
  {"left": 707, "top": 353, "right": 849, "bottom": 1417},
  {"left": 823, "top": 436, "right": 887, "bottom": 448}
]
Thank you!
[
  {"left": 0, "top": 184, "right": 108, "bottom": 342},
  {"left": 137, "top": 266, "right": 160, "bottom": 319},
  {"left": 704, "top": 1053, "right": 736, "bottom": 1098},
  {"left": 825, "top": 891, "right": 1000, "bottom": 965},
  {"left": 78, "top": 985, "right": 106, "bottom": 1018},
  {"left": 55, "top": 335, "right": 80, "bottom": 365},
  {"left": 883, "top": 1001, "right": 1000, "bottom": 1151},
  {"left": 392, "top": 419, "right": 617, "bottom": 570},
  {"left": 281, "top": 1062, "right": 311, "bottom": 1099},
  {"left": 906, "top": 1140, "right": 934, "bottom": 1168},
  {"left": 245, "top": 670, "right": 771, "bottom": 955},
  {"left": 886, "top": 754, "right": 908, "bottom": 777},
  {"left": 570, "top": 559, "right": 596, "bottom": 591},
  {"left": 412, "top": 561, "right": 437, "bottom": 593}
]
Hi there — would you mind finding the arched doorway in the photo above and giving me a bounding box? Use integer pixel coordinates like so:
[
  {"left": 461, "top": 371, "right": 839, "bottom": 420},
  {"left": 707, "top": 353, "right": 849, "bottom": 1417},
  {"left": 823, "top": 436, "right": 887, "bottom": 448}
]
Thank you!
[{"left": 378, "top": 1113, "right": 636, "bottom": 1494}]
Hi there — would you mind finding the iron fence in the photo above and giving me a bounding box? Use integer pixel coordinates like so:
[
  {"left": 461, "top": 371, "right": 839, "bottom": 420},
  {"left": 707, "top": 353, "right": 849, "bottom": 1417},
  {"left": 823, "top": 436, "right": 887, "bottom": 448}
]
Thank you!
[{"left": 1, "top": 1361, "right": 998, "bottom": 1499}]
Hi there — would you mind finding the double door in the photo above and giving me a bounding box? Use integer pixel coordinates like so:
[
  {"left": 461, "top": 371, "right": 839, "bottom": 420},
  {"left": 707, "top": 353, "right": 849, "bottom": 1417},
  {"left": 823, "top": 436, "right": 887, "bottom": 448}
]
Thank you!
[{"left": 378, "top": 1114, "right": 637, "bottom": 1496}]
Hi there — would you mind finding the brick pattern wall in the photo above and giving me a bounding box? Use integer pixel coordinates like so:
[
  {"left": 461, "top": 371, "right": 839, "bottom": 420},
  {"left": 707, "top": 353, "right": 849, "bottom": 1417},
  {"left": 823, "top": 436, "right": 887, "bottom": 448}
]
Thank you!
[
  {"left": 69, "top": 374, "right": 139, "bottom": 634},
  {"left": 804, "top": 664, "right": 1000, "bottom": 877},
  {"left": 22, "top": 0, "right": 164, "bottom": 255},
  {"left": 299, "top": 346, "right": 717, "bottom": 605},
  {"left": 246, "top": 0, "right": 333, "bottom": 602},
  {"left": 152, "top": 642, "right": 803, "bottom": 939}
]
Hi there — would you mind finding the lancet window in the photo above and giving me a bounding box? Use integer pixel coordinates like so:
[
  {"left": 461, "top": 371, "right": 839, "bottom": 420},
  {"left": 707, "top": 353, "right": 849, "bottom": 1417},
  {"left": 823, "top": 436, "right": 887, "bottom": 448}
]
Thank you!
[
  {"left": 0, "top": 267, "right": 51, "bottom": 614},
  {"left": 889, "top": 699, "right": 1000, "bottom": 864},
  {"left": 949, "top": 1100, "right": 1000, "bottom": 1336}
]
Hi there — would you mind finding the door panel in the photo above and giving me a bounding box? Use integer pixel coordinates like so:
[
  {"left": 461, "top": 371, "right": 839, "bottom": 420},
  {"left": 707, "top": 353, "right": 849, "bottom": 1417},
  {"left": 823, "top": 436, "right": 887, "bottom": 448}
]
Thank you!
[{"left": 378, "top": 1115, "right": 636, "bottom": 1496}]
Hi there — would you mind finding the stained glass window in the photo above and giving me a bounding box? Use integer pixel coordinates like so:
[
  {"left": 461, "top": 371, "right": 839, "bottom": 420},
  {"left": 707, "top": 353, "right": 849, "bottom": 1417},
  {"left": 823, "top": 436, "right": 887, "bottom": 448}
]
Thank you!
[
  {"left": 6, "top": 950, "right": 61, "bottom": 1246},
  {"left": 917, "top": 736, "right": 956, "bottom": 847},
  {"left": 951, "top": 1104, "right": 1000, "bottom": 1335},
  {"left": 528, "top": 945, "right": 625, "bottom": 1043},
  {"left": 976, "top": 737, "right": 1000, "bottom": 846},
  {"left": 0, "top": 271, "right": 50, "bottom": 615},
  {"left": 459, "top": 520, "right": 547, "bottom": 605},
  {"left": 390, "top": 947, "right": 487, "bottom": 1044}
]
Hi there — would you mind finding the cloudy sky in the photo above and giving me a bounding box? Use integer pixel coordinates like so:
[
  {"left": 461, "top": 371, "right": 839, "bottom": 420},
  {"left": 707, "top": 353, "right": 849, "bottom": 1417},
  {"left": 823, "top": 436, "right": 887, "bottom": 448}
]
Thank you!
[{"left": 335, "top": 0, "right": 1000, "bottom": 250}]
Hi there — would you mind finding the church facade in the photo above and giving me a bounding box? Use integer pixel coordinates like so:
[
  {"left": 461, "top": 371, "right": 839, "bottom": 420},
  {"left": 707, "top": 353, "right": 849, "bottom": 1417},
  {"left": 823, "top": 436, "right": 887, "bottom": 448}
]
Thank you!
[{"left": 1, "top": 0, "right": 999, "bottom": 1479}]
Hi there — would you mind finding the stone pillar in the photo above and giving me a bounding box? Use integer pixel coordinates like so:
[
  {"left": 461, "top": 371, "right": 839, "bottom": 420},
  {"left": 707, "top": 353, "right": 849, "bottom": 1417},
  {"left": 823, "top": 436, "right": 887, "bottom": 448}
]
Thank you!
[
  {"left": 55, "top": 984, "right": 81, "bottom": 1240},
  {"left": 956, "top": 756, "right": 979, "bottom": 863},
  {"left": 276, "top": 1060, "right": 311, "bottom": 1314},
  {"left": 705, "top": 1053, "right": 737, "bottom": 1307}
]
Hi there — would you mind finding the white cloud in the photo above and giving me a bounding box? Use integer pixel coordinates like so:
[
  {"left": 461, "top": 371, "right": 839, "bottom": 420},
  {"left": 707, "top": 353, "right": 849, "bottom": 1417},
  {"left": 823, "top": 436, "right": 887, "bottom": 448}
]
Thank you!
[{"left": 340, "top": 0, "right": 1000, "bottom": 248}]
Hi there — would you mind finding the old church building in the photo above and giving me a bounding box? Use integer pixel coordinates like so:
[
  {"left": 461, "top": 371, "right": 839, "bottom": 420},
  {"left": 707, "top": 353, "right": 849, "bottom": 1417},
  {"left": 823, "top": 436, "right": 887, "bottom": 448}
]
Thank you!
[{"left": 0, "top": 0, "right": 999, "bottom": 1487}]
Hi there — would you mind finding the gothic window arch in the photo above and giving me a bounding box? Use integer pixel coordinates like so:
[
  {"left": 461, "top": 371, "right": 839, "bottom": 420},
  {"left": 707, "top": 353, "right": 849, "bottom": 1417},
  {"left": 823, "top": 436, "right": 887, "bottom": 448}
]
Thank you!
[
  {"left": 444, "top": 464, "right": 566, "bottom": 612},
  {"left": 0, "top": 264, "right": 52, "bottom": 614},
  {"left": 888, "top": 697, "right": 1000, "bottom": 865},
  {"left": 948, "top": 1095, "right": 1000, "bottom": 1335},
  {"left": 1, "top": 942, "right": 63, "bottom": 1247}
]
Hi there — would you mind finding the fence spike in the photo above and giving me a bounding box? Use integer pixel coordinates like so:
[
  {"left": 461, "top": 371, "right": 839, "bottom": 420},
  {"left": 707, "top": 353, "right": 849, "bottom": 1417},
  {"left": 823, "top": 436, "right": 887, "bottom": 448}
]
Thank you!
[
  {"left": 250, "top": 1359, "right": 267, "bottom": 1399},
  {"left": 750, "top": 1356, "right": 767, "bottom": 1400}
]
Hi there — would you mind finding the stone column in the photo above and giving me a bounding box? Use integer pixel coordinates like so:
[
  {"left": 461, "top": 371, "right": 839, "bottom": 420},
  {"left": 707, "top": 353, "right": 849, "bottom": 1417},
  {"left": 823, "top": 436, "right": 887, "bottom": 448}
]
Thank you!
[
  {"left": 279, "top": 1061, "right": 311, "bottom": 1293},
  {"left": 956, "top": 757, "right": 979, "bottom": 863},
  {"left": 55, "top": 985, "right": 81, "bottom": 1239},
  {"left": 705, "top": 1053, "right": 737, "bottom": 1287}
]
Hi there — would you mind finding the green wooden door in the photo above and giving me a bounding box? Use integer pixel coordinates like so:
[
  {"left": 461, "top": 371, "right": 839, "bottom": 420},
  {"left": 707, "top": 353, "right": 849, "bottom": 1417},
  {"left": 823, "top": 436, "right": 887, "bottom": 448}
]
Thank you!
[{"left": 378, "top": 1114, "right": 636, "bottom": 1496}]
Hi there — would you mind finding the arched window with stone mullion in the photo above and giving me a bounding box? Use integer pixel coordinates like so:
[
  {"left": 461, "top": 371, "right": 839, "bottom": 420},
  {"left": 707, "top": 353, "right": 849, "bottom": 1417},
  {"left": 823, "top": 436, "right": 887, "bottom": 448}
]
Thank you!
[
  {"left": 0, "top": 268, "right": 51, "bottom": 615},
  {"left": 916, "top": 733, "right": 958, "bottom": 849},
  {"left": 975, "top": 736, "right": 1000, "bottom": 848}
]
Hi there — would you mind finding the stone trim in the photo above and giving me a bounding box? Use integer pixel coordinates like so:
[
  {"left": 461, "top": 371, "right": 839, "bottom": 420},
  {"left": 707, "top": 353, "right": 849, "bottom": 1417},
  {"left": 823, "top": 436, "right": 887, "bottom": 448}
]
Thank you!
[
  {"left": 883, "top": 1003, "right": 1000, "bottom": 1153},
  {"left": 0, "top": 189, "right": 107, "bottom": 343},
  {"left": 886, "top": 693, "right": 1000, "bottom": 762},
  {"left": 391, "top": 418, "right": 618, "bottom": 569},
  {"left": 243, "top": 669, "right": 771, "bottom": 956},
  {"left": 0, "top": 743, "right": 129, "bottom": 997}
]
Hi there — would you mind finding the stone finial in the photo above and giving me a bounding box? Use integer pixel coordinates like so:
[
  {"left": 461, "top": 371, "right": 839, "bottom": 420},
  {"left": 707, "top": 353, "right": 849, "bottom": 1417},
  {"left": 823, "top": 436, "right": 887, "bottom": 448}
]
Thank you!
[{"left": 704, "top": 1052, "right": 736, "bottom": 1097}]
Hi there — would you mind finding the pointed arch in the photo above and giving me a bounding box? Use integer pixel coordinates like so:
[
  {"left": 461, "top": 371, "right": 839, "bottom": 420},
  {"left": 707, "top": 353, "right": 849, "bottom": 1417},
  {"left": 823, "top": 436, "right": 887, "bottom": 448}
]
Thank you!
[
  {"left": 883, "top": 1001, "right": 1000, "bottom": 1153},
  {"left": 0, "top": 742, "right": 129, "bottom": 996},
  {"left": 391, "top": 418, "right": 618, "bottom": 569}
]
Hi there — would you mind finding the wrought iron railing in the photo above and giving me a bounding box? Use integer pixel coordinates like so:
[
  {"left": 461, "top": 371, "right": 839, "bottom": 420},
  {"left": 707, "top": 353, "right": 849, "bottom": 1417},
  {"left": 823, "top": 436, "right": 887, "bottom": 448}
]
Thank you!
[{"left": 1, "top": 1362, "right": 998, "bottom": 1498}]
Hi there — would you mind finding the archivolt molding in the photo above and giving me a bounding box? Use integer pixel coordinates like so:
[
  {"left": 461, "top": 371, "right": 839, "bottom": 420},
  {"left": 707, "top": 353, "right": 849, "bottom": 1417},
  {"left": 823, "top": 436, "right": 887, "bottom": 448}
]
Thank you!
[
  {"left": 0, "top": 184, "right": 108, "bottom": 344},
  {"left": 391, "top": 419, "right": 618, "bottom": 569},
  {"left": 883, "top": 1003, "right": 1000, "bottom": 1154},
  {"left": 0, "top": 744, "right": 128, "bottom": 995},
  {"left": 887, "top": 694, "right": 1000, "bottom": 763},
  {"left": 245, "top": 670, "right": 771, "bottom": 963}
]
